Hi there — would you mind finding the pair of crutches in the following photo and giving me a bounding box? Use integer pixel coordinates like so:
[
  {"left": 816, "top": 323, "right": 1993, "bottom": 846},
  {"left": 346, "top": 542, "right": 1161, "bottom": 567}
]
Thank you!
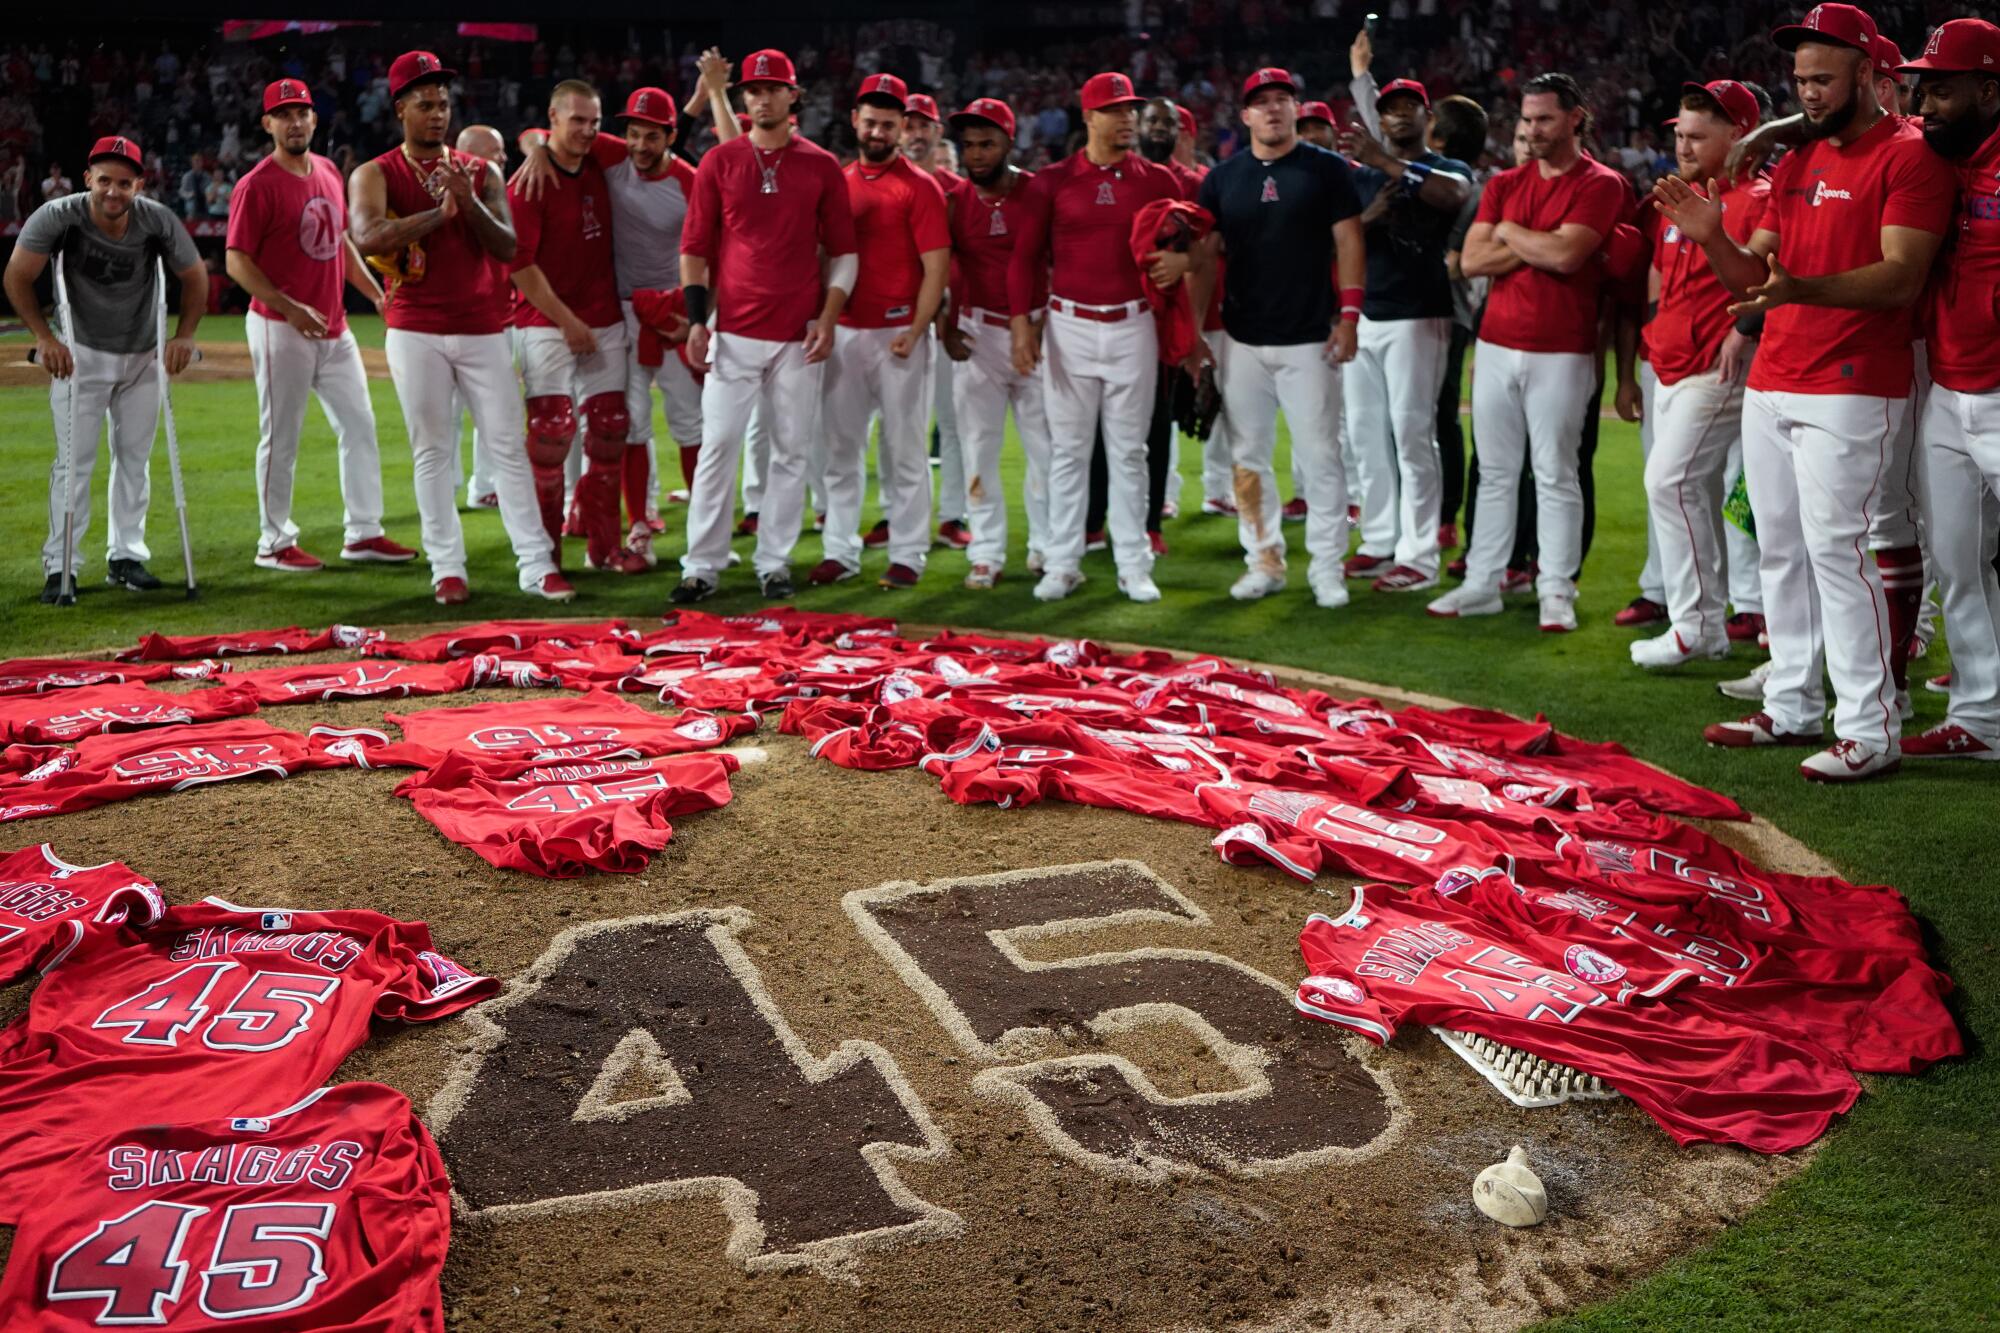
[{"left": 48, "top": 255, "right": 198, "bottom": 605}]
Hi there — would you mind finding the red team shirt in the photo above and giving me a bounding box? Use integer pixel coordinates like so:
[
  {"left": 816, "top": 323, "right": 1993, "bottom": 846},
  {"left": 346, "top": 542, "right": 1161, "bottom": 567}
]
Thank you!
[
  {"left": 363, "top": 619, "right": 635, "bottom": 662},
  {"left": 371, "top": 146, "right": 513, "bottom": 336},
  {"left": 1748, "top": 114, "right": 1955, "bottom": 398},
  {"left": 0, "top": 1080, "right": 452, "bottom": 1330},
  {"left": 227, "top": 658, "right": 496, "bottom": 706},
  {"left": 0, "top": 844, "right": 163, "bottom": 981},
  {"left": 119, "top": 625, "right": 381, "bottom": 661},
  {"left": 947, "top": 171, "right": 1043, "bottom": 314},
  {"left": 0, "top": 683, "right": 259, "bottom": 744},
  {"left": 0, "top": 659, "right": 226, "bottom": 697},
  {"left": 377, "top": 693, "right": 754, "bottom": 768},
  {"left": 681, "top": 133, "right": 858, "bottom": 341},
  {"left": 224, "top": 153, "right": 354, "bottom": 338},
  {"left": 508, "top": 155, "right": 622, "bottom": 329},
  {"left": 840, "top": 155, "right": 951, "bottom": 329},
  {"left": 1007, "top": 151, "right": 1184, "bottom": 311},
  {"left": 1924, "top": 116, "right": 2000, "bottom": 393},
  {"left": 1646, "top": 176, "right": 1771, "bottom": 384},
  {"left": 1474, "top": 155, "right": 1632, "bottom": 354}
]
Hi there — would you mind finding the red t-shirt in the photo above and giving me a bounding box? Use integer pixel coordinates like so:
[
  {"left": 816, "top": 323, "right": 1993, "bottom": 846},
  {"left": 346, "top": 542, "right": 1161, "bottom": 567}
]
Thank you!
[
  {"left": 1925, "top": 116, "right": 2000, "bottom": 393},
  {"left": 1645, "top": 179, "right": 1772, "bottom": 384},
  {"left": 0, "top": 681, "right": 259, "bottom": 744},
  {"left": 228, "top": 658, "right": 487, "bottom": 706},
  {"left": 1475, "top": 155, "right": 1632, "bottom": 354},
  {"left": 946, "top": 169, "right": 1042, "bottom": 315},
  {"left": 1749, "top": 115, "right": 1954, "bottom": 398},
  {"left": 839, "top": 155, "right": 950, "bottom": 329},
  {"left": 509, "top": 154, "right": 621, "bottom": 329},
  {"left": 371, "top": 146, "right": 513, "bottom": 336},
  {"left": 225, "top": 152, "right": 352, "bottom": 338},
  {"left": 377, "top": 693, "right": 755, "bottom": 768},
  {"left": 1008, "top": 151, "right": 1184, "bottom": 312},
  {"left": 0, "top": 1081, "right": 452, "bottom": 1330},
  {"left": 681, "top": 133, "right": 857, "bottom": 342},
  {"left": 0, "top": 658, "right": 228, "bottom": 697},
  {"left": 363, "top": 619, "right": 635, "bottom": 663},
  {"left": 119, "top": 625, "right": 381, "bottom": 660}
]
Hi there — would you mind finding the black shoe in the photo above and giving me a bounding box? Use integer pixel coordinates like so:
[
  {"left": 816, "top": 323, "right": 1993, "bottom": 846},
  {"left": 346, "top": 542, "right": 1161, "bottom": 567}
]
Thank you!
[
  {"left": 106, "top": 559, "right": 163, "bottom": 592},
  {"left": 40, "top": 573, "right": 75, "bottom": 605},
  {"left": 759, "top": 569, "right": 795, "bottom": 600},
  {"left": 669, "top": 576, "right": 716, "bottom": 606}
]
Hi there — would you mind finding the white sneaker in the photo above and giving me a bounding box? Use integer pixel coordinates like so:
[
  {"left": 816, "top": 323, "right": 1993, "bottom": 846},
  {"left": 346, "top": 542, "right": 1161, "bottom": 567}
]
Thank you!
[
  {"left": 1310, "top": 575, "right": 1350, "bottom": 609},
  {"left": 1119, "top": 575, "right": 1162, "bottom": 603},
  {"left": 1230, "top": 570, "right": 1286, "bottom": 601},
  {"left": 1630, "top": 629, "right": 1729, "bottom": 669},
  {"left": 964, "top": 563, "right": 999, "bottom": 590},
  {"left": 1025, "top": 549, "right": 1046, "bottom": 575},
  {"left": 1538, "top": 591, "right": 1578, "bottom": 633},
  {"left": 1717, "top": 660, "right": 1772, "bottom": 701},
  {"left": 1799, "top": 739, "right": 1901, "bottom": 783},
  {"left": 1033, "top": 570, "right": 1084, "bottom": 602},
  {"left": 1428, "top": 583, "right": 1503, "bottom": 618}
]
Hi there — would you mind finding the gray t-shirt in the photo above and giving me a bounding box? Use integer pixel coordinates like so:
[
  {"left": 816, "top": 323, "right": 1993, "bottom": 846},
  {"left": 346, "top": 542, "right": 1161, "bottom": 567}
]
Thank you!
[{"left": 16, "top": 193, "right": 200, "bottom": 354}]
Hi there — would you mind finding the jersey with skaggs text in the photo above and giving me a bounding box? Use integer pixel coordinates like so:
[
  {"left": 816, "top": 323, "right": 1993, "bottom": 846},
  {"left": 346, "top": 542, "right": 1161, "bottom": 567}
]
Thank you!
[
  {"left": 119, "top": 625, "right": 380, "bottom": 661},
  {"left": 377, "top": 692, "right": 755, "bottom": 768},
  {"left": 0, "top": 659, "right": 227, "bottom": 698},
  {"left": 0, "top": 1080, "right": 452, "bottom": 1331},
  {"left": 0, "top": 682, "right": 260, "bottom": 745},
  {"left": 0, "top": 844, "right": 163, "bottom": 984}
]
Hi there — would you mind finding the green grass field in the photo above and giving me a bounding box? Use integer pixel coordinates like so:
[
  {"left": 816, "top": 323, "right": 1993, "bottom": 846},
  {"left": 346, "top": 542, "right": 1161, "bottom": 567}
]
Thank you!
[{"left": 2, "top": 315, "right": 1993, "bottom": 1329}]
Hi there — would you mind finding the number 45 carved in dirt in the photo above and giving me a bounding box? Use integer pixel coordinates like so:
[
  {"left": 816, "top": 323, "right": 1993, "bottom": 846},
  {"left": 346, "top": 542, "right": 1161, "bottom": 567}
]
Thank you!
[{"left": 430, "top": 861, "right": 1396, "bottom": 1275}]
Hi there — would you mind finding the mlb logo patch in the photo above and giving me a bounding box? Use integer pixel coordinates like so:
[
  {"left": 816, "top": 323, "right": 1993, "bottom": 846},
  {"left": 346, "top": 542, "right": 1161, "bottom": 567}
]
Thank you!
[
  {"left": 261, "top": 911, "right": 292, "bottom": 931},
  {"left": 230, "top": 1117, "right": 271, "bottom": 1132}
]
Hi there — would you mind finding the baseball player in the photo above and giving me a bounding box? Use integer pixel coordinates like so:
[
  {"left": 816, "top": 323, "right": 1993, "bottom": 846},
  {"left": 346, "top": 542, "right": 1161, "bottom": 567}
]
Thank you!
[
  {"left": 1430, "top": 72, "right": 1632, "bottom": 632},
  {"left": 899, "top": 92, "right": 972, "bottom": 550},
  {"left": 674, "top": 48, "right": 859, "bottom": 604},
  {"left": 226, "top": 79, "right": 415, "bottom": 575},
  {"left": 350, "top": 50, "right": 573, "bottom": 605},
  {"left": 1162, "top": 100, "right": 1232, "bottom": 520},
  {"left": 1008, "top": 70, "right": 1189, "bottom": 604},
  {"left": 1191, "top": 68, "right": 1364, "bottom": 608},
  {"left": 5, "top": 135, "right": 205, "bottom": 603},
  {"left": 1658, "top": 2, "right": 1952, "bottom": 781},
  {"left": 812, "top": 74, "right": 952, "bottom": 590},
  {"left": 942, "top": 96, "right": 1054, "bottom": 588},
  {"left": 1629, "top": 80, "right": 1769, "bottom": 669},
  {"left": 1898, "top": 19, "right": 2000, "bottom": 760},
  {"left": 451, "top": 124, "right": 507, "bottom": 510},
  {"left": 1336, "top": 76, "right": 1473, "bottom": 593},
  {"left": 1299, "top": 102, "right": 1338, "bottom": 151}
]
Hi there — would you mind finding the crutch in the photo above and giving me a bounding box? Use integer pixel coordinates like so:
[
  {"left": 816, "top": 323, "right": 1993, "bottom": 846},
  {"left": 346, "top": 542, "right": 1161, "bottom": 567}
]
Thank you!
[
  {"left": 50, "top": 256, "right": 77, "bottom": 607},
  {"left": 154, "top": 257, "right": 199, "bottom": 599}
]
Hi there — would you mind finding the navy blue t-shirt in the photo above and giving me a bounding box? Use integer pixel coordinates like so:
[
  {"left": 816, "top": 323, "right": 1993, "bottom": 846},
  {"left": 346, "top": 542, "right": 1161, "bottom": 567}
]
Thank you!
[
  {"left": 1197, "top": 142, "right": 1363, "bottom": 346},
  {"left": 1348, "top": 151, "right": 1473, "bottom": 321}
]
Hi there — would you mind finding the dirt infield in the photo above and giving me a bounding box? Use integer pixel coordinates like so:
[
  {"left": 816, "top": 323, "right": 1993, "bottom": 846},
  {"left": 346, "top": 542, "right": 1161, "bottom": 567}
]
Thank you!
[
  {"left": 0, "top": 339, "right": 390, "bottom": 387},
  {"left": 0, "top": 633, "right": 1820, "bottom": 1331}
]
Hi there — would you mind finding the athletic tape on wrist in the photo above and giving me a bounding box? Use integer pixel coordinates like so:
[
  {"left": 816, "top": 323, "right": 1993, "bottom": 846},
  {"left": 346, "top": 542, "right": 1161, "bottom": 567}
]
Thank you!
[
  {"left": 684, "top": 284, "right": 710, "bottom": 325},
  {"left": 1340, "top": 286, "right": 1365, "bottom": 323}
]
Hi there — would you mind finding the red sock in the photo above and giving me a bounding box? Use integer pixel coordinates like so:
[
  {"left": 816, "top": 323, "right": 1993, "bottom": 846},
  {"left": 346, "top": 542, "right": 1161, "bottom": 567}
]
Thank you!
[
  {"left": 621, "top": 447, "right": 650, "bottom": 528},
  {"left": 1876, "top": 544, "right": 1923, "bottom": 692},
  {"left": 680, "top": 444, "right": 700, "bottom": 489}
]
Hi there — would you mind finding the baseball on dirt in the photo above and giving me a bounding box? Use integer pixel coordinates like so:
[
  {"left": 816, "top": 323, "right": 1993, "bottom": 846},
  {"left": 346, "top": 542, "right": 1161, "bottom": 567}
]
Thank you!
[{"left": 1473, "top": 1146, "right": 1548, "bottom": 1227}]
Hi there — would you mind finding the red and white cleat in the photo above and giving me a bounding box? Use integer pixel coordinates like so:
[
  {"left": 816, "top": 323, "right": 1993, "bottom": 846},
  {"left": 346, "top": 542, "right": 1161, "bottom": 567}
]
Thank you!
[
  {"left": 1702, "top": 712, "right": 1821, "bottom": 748},
  {"left": 1799, "top": 739, "right": 1901, "bottom": 783},
  {"left": 531, "top": 572, "right": 577, "bottom": 602},
  {"left": 340, "top": 535, "right": 418, "bottom": 563},
  {"left": 433, "top": 576, "right": 470, "bottom": 606},
  {"left": 1900, "top": 722, "right": 1998, "bottom": 761},
  {"left": 255, "top": 545, "right": 324, "bottom": 572}
]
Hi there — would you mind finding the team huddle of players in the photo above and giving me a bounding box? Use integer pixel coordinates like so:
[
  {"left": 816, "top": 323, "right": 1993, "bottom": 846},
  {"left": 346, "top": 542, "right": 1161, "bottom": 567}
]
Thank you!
[{"left": 11, "top": 4, "right": 2000, "bottom": 787}]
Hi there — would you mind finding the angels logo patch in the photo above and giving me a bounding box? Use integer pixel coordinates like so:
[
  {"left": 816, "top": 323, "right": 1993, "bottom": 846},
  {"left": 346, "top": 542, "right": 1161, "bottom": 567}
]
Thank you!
[
  {"left": 673, "top": 716, "right": 724, "bottom": 744},
  {"left": 1564, "top": 944, "right": 1627, "bottom": 986},
  {"left": 1302, "top": 974, "right": 1367, "bottom": 1005}
]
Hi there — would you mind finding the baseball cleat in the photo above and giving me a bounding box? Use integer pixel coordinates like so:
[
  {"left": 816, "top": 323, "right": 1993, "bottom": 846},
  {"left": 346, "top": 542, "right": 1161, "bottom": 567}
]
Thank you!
[
  {"left": 807, "top": 559, "right": 857, "bottom": 586},
  {"left": 735, "top": 512, "right": 759, "bottom": 537},
  {"left": 1446, "top": 555, "right": 1469, "bottom": 579},
  {"left": 625, "top": 524, "right": 658, "bottom": 567},
  {"left": 1614, "top": 596, "right": 1668, "bottom": 627},
  {"left": 433, "top": 577, "right": 470, "bottom": 606},
  {"left": 964, "top": 563, "right": 1000, "bottom": 590},
  {"left": 1499, "top": 567, "right": 1536, "bottom": 596},
  {"left": 1631, "top": 629, "right": 1730, "bottom": 669},
  {"left": 759, "top": 569, "right": 795, "bottom": 600},
  {"left": 1703, "top": 711, "right": 1822, "bottom": 748},
  {"left": 863, "top": 519, "right": 890, "bottom": 549},
  {"left": 1716, "top": 661, "right": 1772, "bottom": 701},
  {"left": 1725, "top": 611, "right": 1766, "bottom": 642},
  {"left": 1799, "top": 739, "right": 1901, "bottom": 783},
  {"left": 470, "top": 492, "right": 499, "bottom": 509},
  {"left": 1033, "top": 570, "right": 1085, "bottom": 602},
  {"left": 1161, "top": 498, "right": 1180, "bottom": 519},
  {"left": 531, "top": 572, "right": 577, "bottom": 602},
  {"left": 936, "top": 519, "right": 971, "bottom": 549},
  {"left": 1926, "top": 672, "right": 1954, "bottom": 694},
  {"left": 1427, "top": 584, "right": 1502, "bottom": 618},
  {"left": 1371, "top": 564, "right": 1439, "bottom": 593},
  {"left": 1538, "top": 592, "right": 1578, "bottom": 633},
  {"left": 1343, "top": 551, "right": 1391, "bottom": 578},
  {"left": 1148, "top": 531, "right": 1169, "bottom": 557},
  {"left": 1900, "top": 722, "right": 1999, "bottom": 761},
  {"left": 40, "top": 573, "right": 73, "bottom": 605},
  {"left": 1311, "top": 574, "right": 1351, "bottom": 609},
  {"left": 1084, "top": 529, "right": 1109, "bottom": 553},
  {"left": 1119, "top": 574, "right": 1162, "bottom": 603},
  {"left": 105, "top": 559, "right": 163, "bottom": 592},
  {"left": 669, "top": 576, "right": 716, "bottom": 605},
  {"left": 1200, "top": 496, "right": 1238, "bottom": 516},
  {"left": 878, "top": 563, "right": 922, "bottom": 590},
  {"left": 1025, "top": 550, "right": 1047, "bottom": 575},
  {"left": 1282, "top": 497, "right": 1308, "bottom": 522},
  {"left": 1230, "top": 570, "right": 1287, "bottom": 601},
  {"left": 1437, "top": 521, "right": 1458, "bottom": 550},
  {"left": 340, "top": 536, "right": 418, "bottom": 563},
  {"left": 255, "top": 545, "right": 324, "bottom": 572}
]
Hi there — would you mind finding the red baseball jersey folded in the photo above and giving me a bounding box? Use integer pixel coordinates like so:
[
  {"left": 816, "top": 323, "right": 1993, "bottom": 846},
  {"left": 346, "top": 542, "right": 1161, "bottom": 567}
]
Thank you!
[
  {"left": 377, "top": 693, "right": 755, "bottom": 769},
  {"left": 118, "top": 626, "right": 383, "bottom": 661},
  {"left": 0, "top": 683, "right": 260, "bottom": 744},
  {"left": 363, "top": 620, "right": 637, "bottom": 663},
  {"left": 0, "top": 844, "right": 164, "bottom": 982},
  {"left": 0, "top": 659, "right": 229, "bottom": 697}
]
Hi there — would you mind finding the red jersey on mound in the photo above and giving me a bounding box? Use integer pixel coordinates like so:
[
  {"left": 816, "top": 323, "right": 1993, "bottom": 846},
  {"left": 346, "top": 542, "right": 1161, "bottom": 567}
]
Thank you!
[
  {"left": 0, "top": 683, "right": 260, "bottom": 744},
  {"left": 378, "top": 693, "right": 754, "bottom": 768},
  {"left": 119, "top": 626, "right": 381, "bottom": 661},
  {"left": 0, "top": 1080, "right": 451, "bottom": 1330},
  {"left": 0, "top": 844, "right": 163, "bottom": 980},
  {"left": 363, "top": 619, "right": 635, "bottom": 663},
  {"left": 228, "top": 658, "right": 485, "bottom": 706},
  {"left": 0, "top": 659, "right": 228, "bottom": 697}
]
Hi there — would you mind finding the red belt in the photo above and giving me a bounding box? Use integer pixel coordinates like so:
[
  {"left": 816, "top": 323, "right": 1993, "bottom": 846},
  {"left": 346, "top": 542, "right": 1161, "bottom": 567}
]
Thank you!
[{"left": 1049, "top": 297, "right": 1142, "bottom": 324}]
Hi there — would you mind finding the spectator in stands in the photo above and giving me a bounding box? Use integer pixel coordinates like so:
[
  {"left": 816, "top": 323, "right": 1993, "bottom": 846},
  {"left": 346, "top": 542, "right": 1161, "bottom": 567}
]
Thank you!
[{"left": 40, "top": 160, "right": 70, "bottom": 203}]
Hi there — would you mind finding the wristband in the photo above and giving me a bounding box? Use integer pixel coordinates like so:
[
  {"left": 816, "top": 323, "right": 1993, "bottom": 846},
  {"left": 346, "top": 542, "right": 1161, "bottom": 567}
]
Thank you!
[
  {"left": 1400, "top": 159, "right": 1432, "bottom": 195},
  {"left": 1340, "top": 286, "right": 1365, "bottom": 323},
  {"left": 684, "top": 284, "right": 710, "bottom": 325}
]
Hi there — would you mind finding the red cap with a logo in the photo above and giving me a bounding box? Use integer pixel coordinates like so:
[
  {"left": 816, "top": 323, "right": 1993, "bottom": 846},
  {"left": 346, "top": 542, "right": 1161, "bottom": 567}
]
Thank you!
[
  {"left": 736, "top": 49, "right": 800, "bottom": 88},
  {"left": 1772, "top": 4, "right": 1879, "bottom": 53},
  {"left": 857, "top": 73, "right": 908, "bottom": 109},
  {"left": 1081, "top": 71, "right": 1145, "bottom": 112},
  {"left": 87, "top": 135, "right": 143, "bottom": 173},
  {"left": 1679, "top": 79, "right": 1760, "bottom": 132},
  {"left": 1175, "top": 104, "right": 1197, "bottom": 139},
  {"left": 1376, "top": 77, "right": 1430, "bottom": 109},
  {"left": 622, "top": 87, "right": 676, "bottom": 126},
  {"left": 905, "top": 93, "right": 941, "bottom": 122},
  {"left": 1241, "top": 67, "right": 1299, "bottom": 102},
  {"left": 951, "top": 97, "right": 1017, "bottom": 138},
  {"left": 1298, "top": 100, "right": 1335, "bottom": 124},
  {"left": 1872, "top": 34, "right": 1906, "bottom": 71},
  {"left": 388, "top": 50, "right": 457, "bottom": 101},
  {"left": 1898, "top": 18, "right": 2000, "bottom": 73},
  {"left": 263, "top": 79, "right": 312, "bottom": 113}
]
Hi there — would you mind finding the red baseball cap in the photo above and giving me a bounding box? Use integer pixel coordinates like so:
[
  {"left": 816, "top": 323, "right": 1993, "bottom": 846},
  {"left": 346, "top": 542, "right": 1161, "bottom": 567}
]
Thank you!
[
  {"left": 1679, "top": 79, "right": 1760, "bottom": 132},
  {"left": 736, "top": 49, "right": 800, "bottom": 88},
  {"left": 1298, "top": 100, "right": 1335, "bottom": 124},
  {"left": 1898, "top": 18, "right": 2000, "bottom": 73},
  {"left": 87, "top": 135, "right": 143, "bottom": 173},
  {"left": 1241, "top": 67, "right": 1299, "bottom": 102},
  {"left": 1772, "top": 4, "right": 1879, "bottom": 54},
  {"left": 388, "top": 50, "right": 456, "bottom": 101},
  {"left": 857, "top": 73, "right": 908, "bottom": 109},
  {"left": 621, "top": 87, "right": 676, "bottom": 126},
  {"left": 905, "top": 93, "right": 941, "bottom": 123},
  {"left": 1377, "top": 78, "right": 1431, "bottom": 109},
  {"left": 1872, "top": 34, "right": 1906, "bottom": 71},
  {"left": 1175, "top": 104, "right": 1197, "bottom": 139},
  {"left": 950, "top": 97, "right": 1017, "bottom": 138},
  {"left": 263, "top": 79, "right": 312, "bottom": 113},
  {"left": 1081, "top": 71, "right": 1144, "bottom": 112}
]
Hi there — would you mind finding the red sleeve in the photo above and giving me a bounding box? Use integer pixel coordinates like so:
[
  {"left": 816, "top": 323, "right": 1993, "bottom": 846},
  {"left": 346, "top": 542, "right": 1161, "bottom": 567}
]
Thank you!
[
  {"left": 681, "top": 153, "right": 721, "bottom": 262},
  {"left": 508, "top": 184, "right": 543, "bottom": 272},
  {"left": 1570, "top": 171, "right": 1629, "bottom": 242},
  {"left": 589, "top": 131, "right": 629, "bottom": 169},
  {"left": 1007, "top": 171, "right": 1055, "bottom": 317},
  {"left": 910, "top": 172, "right": 950, "bottom": 253},
  {"left": 817, "top": 155, "right": 858, "bottom": 257},
  {"left": 1883, "top": 142, "right": 1956, "bottom": 235},
  {"left": 223, "top": 171, "right": 264, "bottom": 253},
  {"left": 1474, "top": 170, "right": 1509, "bottom": 225},
  {"left": 374, "top": 924, "right": 499, "bottom": 1022}
]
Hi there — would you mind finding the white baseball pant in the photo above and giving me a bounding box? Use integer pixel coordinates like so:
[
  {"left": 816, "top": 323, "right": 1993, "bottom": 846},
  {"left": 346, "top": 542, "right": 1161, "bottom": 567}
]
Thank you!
[
  {"left": 41, "top": 341, "right": 156, "bottom": 577},
  {"left": 1870, "top": 340, "right": 1928, "bottom": 551},
  {"left": 245, "top": 314, "right": 386, "bottom": 557},
  {"left": 741, "top": 393, "right": 827, "bottom": 518},
  {"left": 1464, "top": 340, "right": 1597, "bottom": 598},
  {"left": 1040, "top": 302, "right": 1158, "bottom": 581},
  {"left": 822, "top": 325, "right": 935, "bottom": 574},
  {"left": 1742, "top": 388, "right": 1905, "bottom": 748},
  {"left": 1644, "top": 366, "right": 1746, "bottom": 643},
  {"left": 684, "top": 329, "right": 826, "bottom": 581},
  {"left": 450, "top": 387, "right": 498, "bottom": 503},
  {"left": 1634, "top": 361, "right": 1665, "bottom": 604},
  {"left": 954, "top": 307, "right": 1053, "bottom": 571},
  {"left": 1216, "top": 333, "right": 1349, "bottom": 581},
  {"left": 1348, "top": 315, "right": 1450, "bottom": 575},
  {"left": 932, "top": 336, "right": 965, "bottom": 524},
  {"left": 1920, "top": 384, "right": 2000, "bottom": 740},
  {"left": 383, "top": 328, "right": 555, "bottom": 590}
]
